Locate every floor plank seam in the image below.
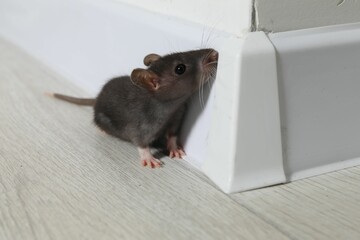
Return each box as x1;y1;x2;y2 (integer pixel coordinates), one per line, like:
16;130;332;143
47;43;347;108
226;191;297;240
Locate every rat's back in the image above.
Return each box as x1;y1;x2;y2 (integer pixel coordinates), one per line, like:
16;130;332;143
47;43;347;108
93;76;152;142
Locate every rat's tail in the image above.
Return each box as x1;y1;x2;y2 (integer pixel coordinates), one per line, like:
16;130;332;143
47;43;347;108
46;92;96;106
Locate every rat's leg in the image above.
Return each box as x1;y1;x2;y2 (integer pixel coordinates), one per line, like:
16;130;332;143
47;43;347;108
166;106;186;159
166;134;186;159
138;147;162;168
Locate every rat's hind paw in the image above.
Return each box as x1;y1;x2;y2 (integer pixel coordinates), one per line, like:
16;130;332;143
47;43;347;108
167;135;186;159
169;148;186;159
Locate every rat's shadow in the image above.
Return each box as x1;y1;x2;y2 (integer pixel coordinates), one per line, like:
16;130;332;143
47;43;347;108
179;80;214;146
153;150;167;160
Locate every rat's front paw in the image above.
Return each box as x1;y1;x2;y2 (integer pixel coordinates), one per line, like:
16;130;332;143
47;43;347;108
141;157;162;168
138;147;162;168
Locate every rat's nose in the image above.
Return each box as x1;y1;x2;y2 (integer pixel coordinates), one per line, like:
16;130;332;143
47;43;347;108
205;49;219;64
210;50;219;62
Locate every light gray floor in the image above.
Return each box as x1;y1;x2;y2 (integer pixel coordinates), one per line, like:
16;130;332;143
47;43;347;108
0;37;359;240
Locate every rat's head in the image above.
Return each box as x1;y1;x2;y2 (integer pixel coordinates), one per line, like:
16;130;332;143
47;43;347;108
130;49;218;100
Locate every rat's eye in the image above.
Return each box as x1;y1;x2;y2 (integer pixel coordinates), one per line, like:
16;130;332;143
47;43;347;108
174;64;186;75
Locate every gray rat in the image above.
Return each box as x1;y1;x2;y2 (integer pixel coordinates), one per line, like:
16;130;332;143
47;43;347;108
48;49;218;168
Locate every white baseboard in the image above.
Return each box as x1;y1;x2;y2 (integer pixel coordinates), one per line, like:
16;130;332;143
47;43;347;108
270;23;360;182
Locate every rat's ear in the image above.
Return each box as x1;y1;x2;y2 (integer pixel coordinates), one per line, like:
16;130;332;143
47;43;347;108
131;68;160;91
143;53;161;66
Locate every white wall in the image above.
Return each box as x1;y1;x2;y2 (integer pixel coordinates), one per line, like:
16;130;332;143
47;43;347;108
0;0;233;94
254;0;360;32
114;0;253;36
115;0;360;33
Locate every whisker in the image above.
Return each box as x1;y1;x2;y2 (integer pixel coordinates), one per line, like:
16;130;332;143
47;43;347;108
204;27;216;48
199;74;204;109
204;61;218;67
198;78;203;109
201;26;206;48
199;74;203;108
202;75;206;108
206;65;216;91
207;78;213;91
199;73;206;109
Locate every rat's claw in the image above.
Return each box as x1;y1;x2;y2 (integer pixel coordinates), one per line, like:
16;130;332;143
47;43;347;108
150;159;162;168
141;158;162;168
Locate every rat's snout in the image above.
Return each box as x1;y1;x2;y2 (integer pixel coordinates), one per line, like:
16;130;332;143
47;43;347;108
204;49;219;65
198;49;218;86
209;50;219;62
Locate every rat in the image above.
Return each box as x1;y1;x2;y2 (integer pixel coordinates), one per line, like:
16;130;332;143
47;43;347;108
48;48;218;168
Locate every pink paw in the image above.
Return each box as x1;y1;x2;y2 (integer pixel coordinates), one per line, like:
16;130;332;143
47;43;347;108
169;148;186;159
166;135;186;159
141;157;162;168
138;147;162;168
